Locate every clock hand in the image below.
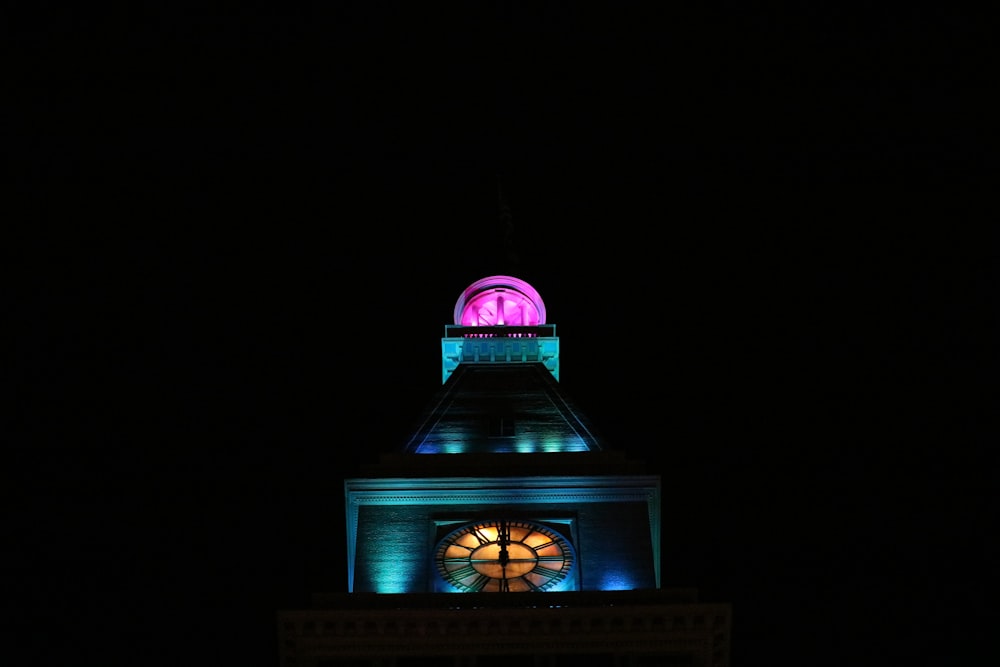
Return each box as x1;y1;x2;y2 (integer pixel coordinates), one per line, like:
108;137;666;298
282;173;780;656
498;520;510;592
497;520;510;565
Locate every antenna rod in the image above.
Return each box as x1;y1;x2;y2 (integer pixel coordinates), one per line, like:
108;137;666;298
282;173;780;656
497;174;519;270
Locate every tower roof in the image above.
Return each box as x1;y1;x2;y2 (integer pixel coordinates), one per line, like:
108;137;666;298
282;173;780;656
401;361;606;456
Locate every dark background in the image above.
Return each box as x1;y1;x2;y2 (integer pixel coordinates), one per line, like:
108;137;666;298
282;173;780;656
8;3;989;667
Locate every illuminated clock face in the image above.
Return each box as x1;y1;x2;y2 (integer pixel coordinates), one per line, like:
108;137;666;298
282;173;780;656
435;519;574;592
454;275;546;327
461;289;540;326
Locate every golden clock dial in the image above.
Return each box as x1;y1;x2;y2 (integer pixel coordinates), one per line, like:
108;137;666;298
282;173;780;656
435;519;574;592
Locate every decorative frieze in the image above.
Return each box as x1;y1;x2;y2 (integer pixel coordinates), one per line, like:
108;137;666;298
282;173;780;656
278;595;730;666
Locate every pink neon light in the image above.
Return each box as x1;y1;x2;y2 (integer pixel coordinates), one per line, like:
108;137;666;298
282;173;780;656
462;332;538;338
453;276;547;326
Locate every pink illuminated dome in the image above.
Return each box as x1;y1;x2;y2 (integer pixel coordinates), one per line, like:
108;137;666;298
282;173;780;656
453;275;546;327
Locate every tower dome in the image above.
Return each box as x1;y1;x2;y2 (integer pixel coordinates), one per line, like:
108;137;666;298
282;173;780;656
453;275;546;327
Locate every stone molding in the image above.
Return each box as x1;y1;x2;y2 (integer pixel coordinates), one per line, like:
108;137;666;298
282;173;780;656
279;601;730;666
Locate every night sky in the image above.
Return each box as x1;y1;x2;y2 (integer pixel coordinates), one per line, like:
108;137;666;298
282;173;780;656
9;4;988;667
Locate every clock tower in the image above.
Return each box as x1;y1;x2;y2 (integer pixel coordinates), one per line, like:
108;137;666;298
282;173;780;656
277;275;731;666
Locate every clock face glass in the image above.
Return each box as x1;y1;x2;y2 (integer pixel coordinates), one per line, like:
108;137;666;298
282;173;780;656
435;520;574;592
453;276;547;327
460;288;542;327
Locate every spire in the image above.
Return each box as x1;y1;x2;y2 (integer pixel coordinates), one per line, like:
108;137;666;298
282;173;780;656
497;175;520;271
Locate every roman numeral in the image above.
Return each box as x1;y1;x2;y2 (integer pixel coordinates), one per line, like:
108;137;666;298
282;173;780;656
517;577;542;592
443;563;478;579
531;564;562;579
465;574;491;591
536;555;565;563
